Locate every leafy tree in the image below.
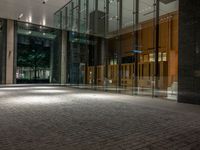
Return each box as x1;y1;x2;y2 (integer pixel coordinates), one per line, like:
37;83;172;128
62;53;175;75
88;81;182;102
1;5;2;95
17;36;50;80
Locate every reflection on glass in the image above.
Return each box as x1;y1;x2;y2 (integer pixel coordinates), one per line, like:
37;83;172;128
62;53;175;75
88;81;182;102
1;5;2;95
16;22;61;84
54;0;179;100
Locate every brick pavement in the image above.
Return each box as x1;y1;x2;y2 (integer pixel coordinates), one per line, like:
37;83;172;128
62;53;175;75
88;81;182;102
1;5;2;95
0;85;200;150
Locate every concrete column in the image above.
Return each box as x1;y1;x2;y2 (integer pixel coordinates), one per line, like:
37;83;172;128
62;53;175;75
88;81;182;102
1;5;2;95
178;0;200;104
6;20;14;84
0;19;7;84
60;31;67;85
49;41;54;83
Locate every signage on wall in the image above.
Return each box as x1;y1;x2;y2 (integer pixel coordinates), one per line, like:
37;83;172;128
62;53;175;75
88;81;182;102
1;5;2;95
129;50;143;54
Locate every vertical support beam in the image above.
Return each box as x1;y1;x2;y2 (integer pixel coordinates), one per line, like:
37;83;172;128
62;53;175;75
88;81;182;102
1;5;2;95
68;2;74;84
104;0;109;80
133;0;139;94
178;0;200;104
61;31;67;85
0;19;7;84
85;0;89;31
13;21;17;84
118;0;123;88
6;20;14;84
71;2;74;30
94;0;99;34
77;0;81;33
154;0;160;95
77;0;81;84
60;11;63;30
94;0;99;86
65;7;68;30
85;0;89;84
49;41;54;83
105;0;109;35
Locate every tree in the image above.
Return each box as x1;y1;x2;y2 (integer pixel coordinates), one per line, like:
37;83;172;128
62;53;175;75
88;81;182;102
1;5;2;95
17;36;50;81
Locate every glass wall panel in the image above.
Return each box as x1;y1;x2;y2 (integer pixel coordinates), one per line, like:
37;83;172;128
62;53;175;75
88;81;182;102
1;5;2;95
55;0;179;100
16;22;62;84
137;0;155;96
158;0;178;99
67;0;81;85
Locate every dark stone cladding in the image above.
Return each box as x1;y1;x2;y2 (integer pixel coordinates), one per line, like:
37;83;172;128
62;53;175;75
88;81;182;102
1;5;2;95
0;19;7;84
178;0;200;104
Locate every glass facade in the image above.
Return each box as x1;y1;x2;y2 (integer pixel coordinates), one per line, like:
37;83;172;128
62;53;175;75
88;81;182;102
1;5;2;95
16;22;62;84
54;0;178;99
0;18;7;84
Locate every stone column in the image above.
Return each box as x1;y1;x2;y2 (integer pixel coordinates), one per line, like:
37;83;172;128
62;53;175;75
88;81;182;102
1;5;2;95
6;20;14;84
0;19;7;84
178;0;200;104
49;42;54;83
60;31;67;85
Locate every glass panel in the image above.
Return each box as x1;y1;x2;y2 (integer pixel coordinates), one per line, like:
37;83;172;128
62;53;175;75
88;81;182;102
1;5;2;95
55;0;179;100
16;22;62;84
159;0;178;100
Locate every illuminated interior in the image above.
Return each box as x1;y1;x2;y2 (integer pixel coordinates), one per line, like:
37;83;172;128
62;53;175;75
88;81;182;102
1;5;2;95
54;0;178;99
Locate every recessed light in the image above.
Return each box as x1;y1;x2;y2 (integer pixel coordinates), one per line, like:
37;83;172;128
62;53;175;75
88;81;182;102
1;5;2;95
18;13;24;20
42;0;48;4
42;19;46;26
28;31;32;35
28;16;32;23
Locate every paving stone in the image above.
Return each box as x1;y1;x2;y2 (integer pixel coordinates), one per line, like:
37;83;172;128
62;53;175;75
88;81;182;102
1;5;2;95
0;85;199;150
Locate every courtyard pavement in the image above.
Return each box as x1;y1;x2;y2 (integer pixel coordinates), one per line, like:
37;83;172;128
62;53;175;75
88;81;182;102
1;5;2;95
0;85;200;150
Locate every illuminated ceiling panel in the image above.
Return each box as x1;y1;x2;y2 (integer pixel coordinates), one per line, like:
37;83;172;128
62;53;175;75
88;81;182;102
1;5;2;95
0;0;70;27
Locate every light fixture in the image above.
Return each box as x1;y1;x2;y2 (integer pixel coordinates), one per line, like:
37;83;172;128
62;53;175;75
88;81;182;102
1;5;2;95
42;19;46;26
42;0;48;4
109;16;118;21
109;0;115;4
28;16;32;22
18;13;24;20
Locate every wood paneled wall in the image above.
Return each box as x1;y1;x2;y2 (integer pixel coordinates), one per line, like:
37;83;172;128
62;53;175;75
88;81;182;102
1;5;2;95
107;12;178;88
86;12;178;89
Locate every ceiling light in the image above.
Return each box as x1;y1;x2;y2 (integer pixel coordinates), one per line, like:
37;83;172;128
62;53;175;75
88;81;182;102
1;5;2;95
109;0;114;4
18;13;24;20
42;0;48;4
28;16;32;22
42;19;46;26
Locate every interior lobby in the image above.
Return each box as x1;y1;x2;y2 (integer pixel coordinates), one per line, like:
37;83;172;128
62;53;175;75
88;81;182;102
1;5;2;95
0;0;199;104
0;0;200;149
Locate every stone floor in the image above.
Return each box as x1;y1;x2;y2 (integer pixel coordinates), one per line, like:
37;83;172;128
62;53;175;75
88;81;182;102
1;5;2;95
0;85;200;150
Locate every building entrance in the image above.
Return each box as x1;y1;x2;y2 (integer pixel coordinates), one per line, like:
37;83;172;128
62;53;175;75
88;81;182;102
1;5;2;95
16;22;62;84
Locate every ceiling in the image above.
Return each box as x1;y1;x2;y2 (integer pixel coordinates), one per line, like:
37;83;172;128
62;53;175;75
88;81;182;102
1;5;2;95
105;0;178;32
0;0;70;27
0;0;178;30
59;0;178;33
